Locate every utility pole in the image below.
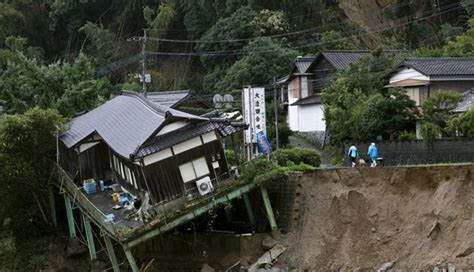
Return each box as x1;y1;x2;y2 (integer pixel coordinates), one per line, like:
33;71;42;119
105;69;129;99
273;77;279;149
141;29;147;96
127;29;148;96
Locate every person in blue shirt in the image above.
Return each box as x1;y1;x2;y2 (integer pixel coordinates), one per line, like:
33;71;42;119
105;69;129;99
347;144;358;168
367;142;378;167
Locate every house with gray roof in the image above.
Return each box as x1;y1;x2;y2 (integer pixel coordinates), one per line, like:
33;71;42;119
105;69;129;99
385;57;474;105
145;90;212;114
278;50;406;144
59;91;242;204
385;57;474;138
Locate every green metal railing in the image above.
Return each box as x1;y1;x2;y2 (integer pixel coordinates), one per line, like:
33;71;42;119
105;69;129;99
55;166;118;238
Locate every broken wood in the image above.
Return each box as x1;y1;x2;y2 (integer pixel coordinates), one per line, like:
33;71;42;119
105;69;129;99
427;220;440;239
248;244;286;272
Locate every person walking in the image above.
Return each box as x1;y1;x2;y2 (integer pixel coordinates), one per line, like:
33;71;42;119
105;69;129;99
348;144;358;168
367;142;378;167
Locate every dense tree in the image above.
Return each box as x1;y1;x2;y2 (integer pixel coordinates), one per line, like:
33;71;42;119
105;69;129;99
0;53;114;117
422;90;463;135
214;37;299;93
447;108;474;139
360;88;418;140
0;108;65;234
322;49;401;144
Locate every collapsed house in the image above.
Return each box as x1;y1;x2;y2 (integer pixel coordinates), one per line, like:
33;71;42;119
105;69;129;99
59;91;242;205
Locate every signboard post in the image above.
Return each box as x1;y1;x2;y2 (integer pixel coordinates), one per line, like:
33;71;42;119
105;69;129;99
242;86;268;160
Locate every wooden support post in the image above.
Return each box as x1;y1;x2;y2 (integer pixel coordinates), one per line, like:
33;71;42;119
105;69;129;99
243;193;256;226
83;214;97;261
49;185;57;227
260;186;277;231
64;195;76;238
104;236;120;272
124;248;140;272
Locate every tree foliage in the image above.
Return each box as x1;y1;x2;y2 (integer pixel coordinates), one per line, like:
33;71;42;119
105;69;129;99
214;37;299;93
323;49;407;144
0;53;113;117
422;90;463;133
0;108;65;236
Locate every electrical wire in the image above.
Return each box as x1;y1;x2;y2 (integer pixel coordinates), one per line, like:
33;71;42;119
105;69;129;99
143;3;461;57
144;0;448;44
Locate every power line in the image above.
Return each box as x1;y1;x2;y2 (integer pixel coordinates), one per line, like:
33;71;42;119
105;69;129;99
143;3;461;57
144;0;426;44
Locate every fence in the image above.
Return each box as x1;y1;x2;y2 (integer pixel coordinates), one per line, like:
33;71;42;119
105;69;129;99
344;140;474;166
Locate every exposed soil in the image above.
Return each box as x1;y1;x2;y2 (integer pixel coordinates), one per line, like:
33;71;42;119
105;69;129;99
280;165;474;271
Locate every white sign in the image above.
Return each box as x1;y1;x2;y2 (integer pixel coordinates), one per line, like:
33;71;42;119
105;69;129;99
243;87;266;144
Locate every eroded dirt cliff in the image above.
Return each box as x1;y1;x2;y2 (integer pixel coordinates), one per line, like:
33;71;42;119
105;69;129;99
282;165;474;270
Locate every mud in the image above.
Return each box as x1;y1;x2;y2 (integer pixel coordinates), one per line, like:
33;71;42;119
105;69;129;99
281;165;474;271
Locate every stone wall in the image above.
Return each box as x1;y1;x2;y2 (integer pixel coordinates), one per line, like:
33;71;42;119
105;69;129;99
297;131;326;148
344;140;474;166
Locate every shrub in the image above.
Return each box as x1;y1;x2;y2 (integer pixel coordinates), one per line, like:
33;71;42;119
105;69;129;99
421;122;441;149
272;147;320;167
238;158;275;184
224;149;243;166
397;130;417;141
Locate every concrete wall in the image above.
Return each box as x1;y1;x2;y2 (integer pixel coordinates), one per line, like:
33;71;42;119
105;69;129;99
344;140;474;166
298;104;325;132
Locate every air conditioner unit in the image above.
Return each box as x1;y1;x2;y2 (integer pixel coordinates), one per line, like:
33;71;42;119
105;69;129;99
196;176;213;196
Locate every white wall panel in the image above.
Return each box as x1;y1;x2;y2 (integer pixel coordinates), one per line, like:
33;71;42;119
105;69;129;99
173;136;202;155
201;131;217;143
143;148;173;166
298;104;326;132
156;121;188;136
389;68;429;83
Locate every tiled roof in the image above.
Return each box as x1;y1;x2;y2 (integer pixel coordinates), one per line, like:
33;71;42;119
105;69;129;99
402;58;474;77
321;50;407;69
136;120;246;157
292;95;322;106
294;56;316;73
146;90;190;108
60;91;207;159
452;88;474;113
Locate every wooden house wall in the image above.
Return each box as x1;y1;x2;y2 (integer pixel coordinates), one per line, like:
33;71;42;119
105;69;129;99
143;140;228;203
309;58;336;93
109;151;145;199
59;141;79;182
59;141;111;184
77;142;111;182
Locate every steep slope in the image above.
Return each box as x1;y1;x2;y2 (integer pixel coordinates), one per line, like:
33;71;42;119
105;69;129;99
282;165;474;270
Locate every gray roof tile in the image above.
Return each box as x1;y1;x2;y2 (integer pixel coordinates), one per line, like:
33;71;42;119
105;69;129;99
403;58;474;77
61;91;206;159
452;87;474;113
146;90;190;107
136;120;246;157
294;56;316;73
321;50;406;69
292;95;322;105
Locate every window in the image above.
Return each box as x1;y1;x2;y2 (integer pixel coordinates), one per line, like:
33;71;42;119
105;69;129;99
179;157;210;183
405;88;420;106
